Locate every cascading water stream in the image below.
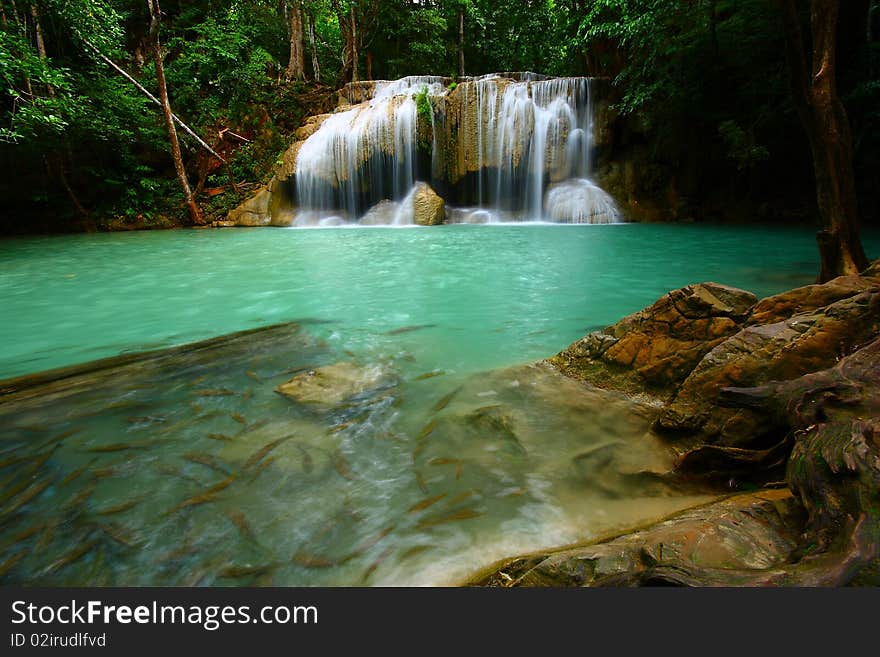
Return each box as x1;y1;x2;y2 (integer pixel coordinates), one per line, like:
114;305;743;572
292;73;620;226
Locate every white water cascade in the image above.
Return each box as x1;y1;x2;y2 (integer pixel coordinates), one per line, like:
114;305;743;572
291;73;620;226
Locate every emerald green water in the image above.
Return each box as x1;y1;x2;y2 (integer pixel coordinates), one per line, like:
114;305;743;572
3;223;872;380
0;224;877;586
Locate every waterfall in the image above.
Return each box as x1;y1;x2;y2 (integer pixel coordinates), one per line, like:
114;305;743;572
291;73;619;226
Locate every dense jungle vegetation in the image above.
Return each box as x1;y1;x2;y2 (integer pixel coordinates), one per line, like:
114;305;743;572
0;1;878;244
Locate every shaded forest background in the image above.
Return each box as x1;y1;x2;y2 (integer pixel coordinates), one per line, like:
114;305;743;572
0;0;878;235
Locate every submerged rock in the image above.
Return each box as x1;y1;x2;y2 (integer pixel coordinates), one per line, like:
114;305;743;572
275;362;390;406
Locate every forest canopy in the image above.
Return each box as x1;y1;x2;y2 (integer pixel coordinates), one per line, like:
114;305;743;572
1;1;878;234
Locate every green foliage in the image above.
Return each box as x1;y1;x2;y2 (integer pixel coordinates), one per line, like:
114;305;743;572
414;84;432;122
718;120;769;171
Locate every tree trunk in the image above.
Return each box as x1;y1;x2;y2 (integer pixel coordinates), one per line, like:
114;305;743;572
285;1;305;81
778;0;869;281
147;0;203;225
307;12;321;82
350;7;358;83
30;4;46;60
458;10;465;77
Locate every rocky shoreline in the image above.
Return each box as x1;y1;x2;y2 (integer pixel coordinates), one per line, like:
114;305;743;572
469;261;880;586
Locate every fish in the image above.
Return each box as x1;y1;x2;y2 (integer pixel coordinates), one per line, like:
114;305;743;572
242;390;254;401
231;412;247;425
62;479;98;512
95;496;144;516
33;520;59;553
126;416;166;426
226;509;256;542
165;475;236;515
383;324;437;336
407;493;447;513
429;457;461;466
343;350;357;358
432;387;462;412
415;470;429;493
332;452;355;481
243;436;292;471
25;443;62;475
1;476;56;516
95;522;140;548
60;460;96;486
0;443;26;458
291;552;342;569
184;453;232;476
249;455;277;481
296;445;314;474
246;419;270;432
219;563;276;579
207;433;233;442
417;508;484;529
45;427;83;443
411;440;428;462
0;454;28;471
417;418;438;440
245;370;262;382
0;551;26;578
360;546;394;584
329;422;352;434
279;364;319;376
190;375;209;386
191;388;236;397
9;522;45;544
447;490;479;506
398;544;433;561
86;443;149;454
0;453;57;506
346;525;395;558
40;540;99;576
414;370;445;381
429;457;464;481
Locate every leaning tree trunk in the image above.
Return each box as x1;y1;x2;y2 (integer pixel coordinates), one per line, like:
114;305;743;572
285;1;305;81
778;0;869;282
147;0;203;225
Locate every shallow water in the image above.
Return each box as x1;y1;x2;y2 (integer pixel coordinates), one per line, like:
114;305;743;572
0;223;877;585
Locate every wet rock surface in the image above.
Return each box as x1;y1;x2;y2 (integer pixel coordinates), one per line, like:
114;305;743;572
549;282;756;396
485;263;880;586
411;182;446;226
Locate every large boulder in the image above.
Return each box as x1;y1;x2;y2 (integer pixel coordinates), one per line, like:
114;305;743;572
411;182;446;226
227;186;271;226
549;282;757;396
656;288;880;447
747;270;880;326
